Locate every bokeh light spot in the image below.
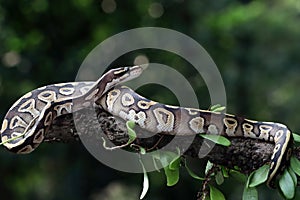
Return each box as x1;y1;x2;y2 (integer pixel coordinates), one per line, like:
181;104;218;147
101;0;117;14
133;54;149;67
148;3;164;18
2;51;21;68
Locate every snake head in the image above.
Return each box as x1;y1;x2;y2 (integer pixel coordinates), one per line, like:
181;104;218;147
100;65;146;95
112;65;146;83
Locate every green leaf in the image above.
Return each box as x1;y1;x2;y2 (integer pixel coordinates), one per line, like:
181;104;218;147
288;167;297;187
290;156;300;176
163;149;181;186
158;151;178;168
247;165;269;187
209;185;225;200
205;160;214;175
210;104;226;112
139;158;149;199
169;148;181;170
185;160;205;180
126;120;137;144
279;169;295;199
164;167;179;186
292;133;300;143
215;171;224;185
152;152;161;172
154;151;178;170
230;170;247;183
199;134;231;146
169;156;181;170
139;147;146;155
221;166;229;178
243;185;258;200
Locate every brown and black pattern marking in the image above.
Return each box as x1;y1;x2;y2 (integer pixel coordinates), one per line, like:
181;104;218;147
0;66;144;154
0;66;293;187
98;85;293;187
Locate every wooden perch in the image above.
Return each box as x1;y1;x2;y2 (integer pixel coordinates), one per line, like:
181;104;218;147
45;106;298;175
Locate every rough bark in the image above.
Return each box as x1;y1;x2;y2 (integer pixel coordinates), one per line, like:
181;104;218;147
45;106;296;175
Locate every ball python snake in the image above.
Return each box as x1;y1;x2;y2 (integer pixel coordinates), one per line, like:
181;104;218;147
0;66;293;187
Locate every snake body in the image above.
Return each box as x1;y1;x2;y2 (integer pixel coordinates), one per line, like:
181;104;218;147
98;85;293;186
0;66;144;153
0;66;293;186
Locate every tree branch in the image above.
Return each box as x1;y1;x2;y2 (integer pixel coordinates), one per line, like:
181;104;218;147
45;106;297;175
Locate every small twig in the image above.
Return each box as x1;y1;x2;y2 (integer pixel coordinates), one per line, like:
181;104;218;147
146;135;165;151
197;163;220;200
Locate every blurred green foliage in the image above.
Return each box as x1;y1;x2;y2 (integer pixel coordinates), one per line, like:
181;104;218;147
0;0;299;199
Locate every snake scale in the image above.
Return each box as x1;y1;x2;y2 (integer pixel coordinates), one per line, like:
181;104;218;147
0;66;293;187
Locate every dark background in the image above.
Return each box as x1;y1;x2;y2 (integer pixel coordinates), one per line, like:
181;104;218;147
0;0;299;199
